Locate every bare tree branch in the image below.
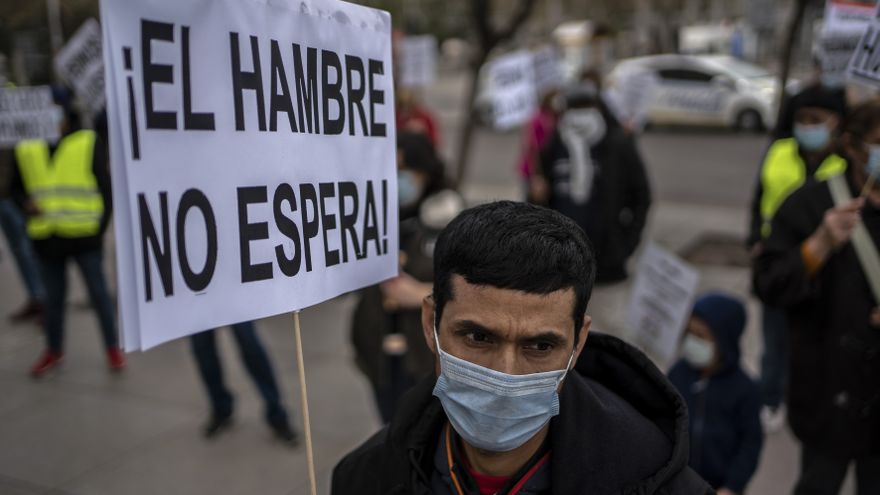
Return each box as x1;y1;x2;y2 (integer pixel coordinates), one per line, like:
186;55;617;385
496;0;538;45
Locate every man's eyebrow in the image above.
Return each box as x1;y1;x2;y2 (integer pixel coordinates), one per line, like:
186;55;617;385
452;321;567;346
452;320;502;339
520;331;567;347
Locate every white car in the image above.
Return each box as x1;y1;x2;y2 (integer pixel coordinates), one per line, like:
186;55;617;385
608;54;792;132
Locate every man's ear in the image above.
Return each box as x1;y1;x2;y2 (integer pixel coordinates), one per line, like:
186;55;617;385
422;295;436;354
570;315;591;370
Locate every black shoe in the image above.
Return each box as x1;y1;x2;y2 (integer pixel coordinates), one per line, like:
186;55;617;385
9;300;44;323
269;421;299;447
202;415;233;438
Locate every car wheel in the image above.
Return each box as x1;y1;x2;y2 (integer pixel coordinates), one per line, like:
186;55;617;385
735;109;764;133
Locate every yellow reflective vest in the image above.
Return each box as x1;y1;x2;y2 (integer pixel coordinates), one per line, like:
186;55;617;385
760;138;846;238
15;130;103;240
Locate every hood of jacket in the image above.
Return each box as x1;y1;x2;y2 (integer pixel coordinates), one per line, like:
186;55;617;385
356;332;708;494
691;292;746;372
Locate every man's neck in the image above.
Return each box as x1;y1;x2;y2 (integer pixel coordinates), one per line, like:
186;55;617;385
460;425;549;477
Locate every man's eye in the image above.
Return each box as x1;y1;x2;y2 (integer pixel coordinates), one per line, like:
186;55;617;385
525;342;554;352
465;332;492;344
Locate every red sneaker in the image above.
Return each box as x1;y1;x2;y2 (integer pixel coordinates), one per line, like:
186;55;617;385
30;351;63;377
107;347;126;372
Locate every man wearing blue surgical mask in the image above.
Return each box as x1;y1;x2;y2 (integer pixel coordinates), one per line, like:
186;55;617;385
747;85;847;433
332;201;711;494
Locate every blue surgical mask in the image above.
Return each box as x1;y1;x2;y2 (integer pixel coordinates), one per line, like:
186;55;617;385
866;144;880;178
820;72;845;90
398;170;421;208
431;326;575;452
793;123;831;152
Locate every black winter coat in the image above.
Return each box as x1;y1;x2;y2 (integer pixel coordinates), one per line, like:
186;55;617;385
754;173;880;458
331;333;712;495
540;128;651;284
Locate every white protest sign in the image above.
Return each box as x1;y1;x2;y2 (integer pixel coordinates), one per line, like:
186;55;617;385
0;86;60;147
101;0;396;350
488;51;536;130
817;32;860;85
399;35;437;87
55;18;106;112
626;243;700;365
825;0;877;33
847;3;880;87
532;46;563;94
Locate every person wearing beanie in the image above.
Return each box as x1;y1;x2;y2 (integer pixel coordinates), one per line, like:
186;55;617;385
746;84;848;432
668;293;764;495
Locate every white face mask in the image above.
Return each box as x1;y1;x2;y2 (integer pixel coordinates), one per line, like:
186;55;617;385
681;334;715;369
562;108;606;145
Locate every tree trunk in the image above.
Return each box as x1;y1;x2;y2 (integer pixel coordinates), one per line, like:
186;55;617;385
776;0;808;123
453;54;487;189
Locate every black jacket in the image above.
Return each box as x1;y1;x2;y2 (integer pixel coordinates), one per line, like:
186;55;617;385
540;128;651;284
754;173;880;457
331;333;712;494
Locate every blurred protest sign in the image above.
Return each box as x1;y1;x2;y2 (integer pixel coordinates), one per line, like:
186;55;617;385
817;32;860;85
532;46;563;95
626;243;700;365
488;50;536;130
399;35;437;87
605;67;658;132
847;2;880;87
101;0;396;351
824;0;876;33
0;86;60;147
55;18;106;112
818;0;876;86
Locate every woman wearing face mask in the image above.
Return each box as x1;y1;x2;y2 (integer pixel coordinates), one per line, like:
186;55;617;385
540;84;651;284
754;100;880;495
746;86;847;433
350;132;464;423
668;293;764;495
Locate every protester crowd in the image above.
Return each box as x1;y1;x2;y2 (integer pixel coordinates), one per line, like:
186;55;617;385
2;16;880;495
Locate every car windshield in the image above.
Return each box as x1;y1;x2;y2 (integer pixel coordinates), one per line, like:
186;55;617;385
703;56;771;79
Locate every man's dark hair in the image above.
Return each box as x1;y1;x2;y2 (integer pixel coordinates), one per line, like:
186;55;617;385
433;201;596;344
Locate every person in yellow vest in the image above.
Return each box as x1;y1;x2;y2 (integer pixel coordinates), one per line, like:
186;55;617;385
747;86;847;432
9;87;122;377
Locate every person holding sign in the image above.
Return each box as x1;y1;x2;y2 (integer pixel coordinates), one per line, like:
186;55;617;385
746;85;847;433
754;100;880;495
668;293;763;495
9;87;123;377
332;202;711;494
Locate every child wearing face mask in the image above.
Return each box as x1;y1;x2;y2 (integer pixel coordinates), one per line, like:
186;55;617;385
668;293;764;495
